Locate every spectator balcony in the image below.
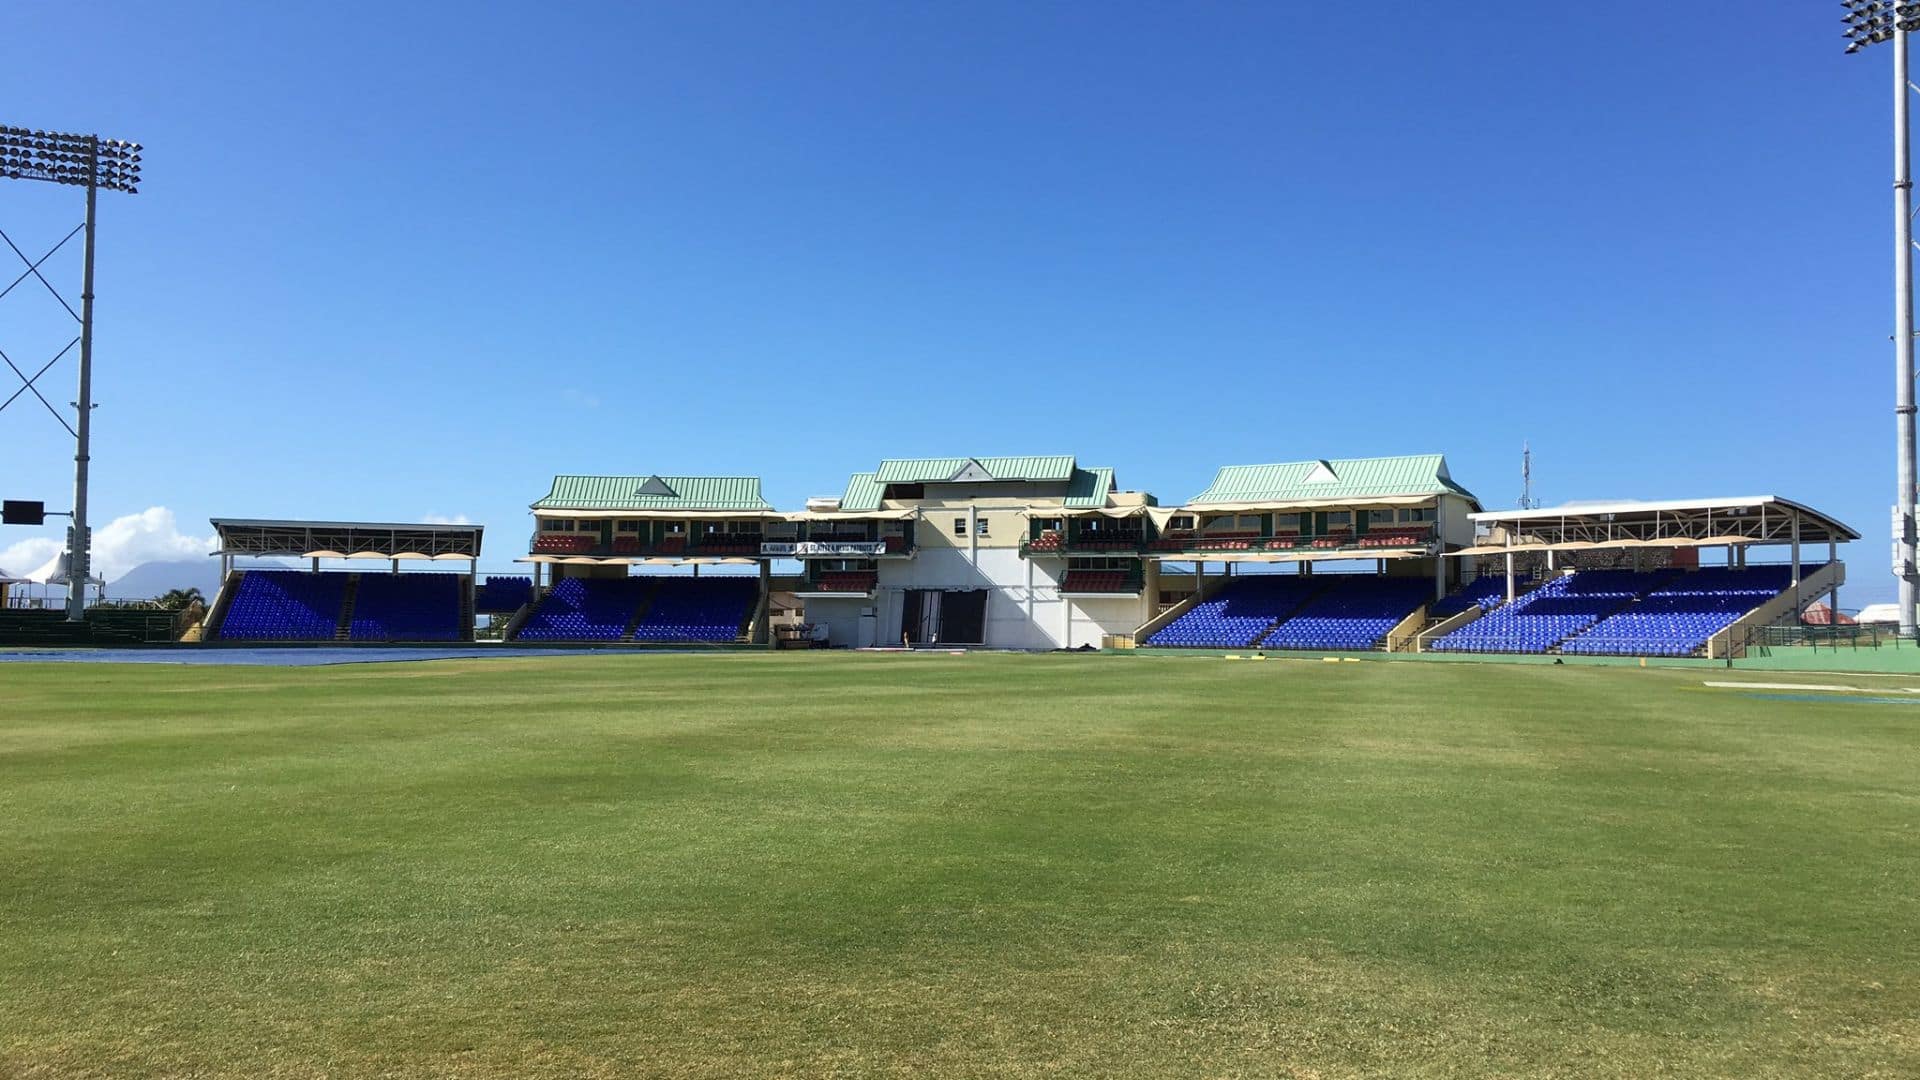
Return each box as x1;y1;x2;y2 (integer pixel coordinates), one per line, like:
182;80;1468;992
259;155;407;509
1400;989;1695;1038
529;531;766;559
1060;569;1144;595
1019;526;1147;558
1145;524;1435;557
798;569;879;596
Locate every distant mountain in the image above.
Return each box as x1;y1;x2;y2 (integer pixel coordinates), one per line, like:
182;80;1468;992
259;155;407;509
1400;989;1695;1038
109;559;224;601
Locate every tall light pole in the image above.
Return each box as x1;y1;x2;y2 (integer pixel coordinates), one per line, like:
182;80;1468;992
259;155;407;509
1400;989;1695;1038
1847;3;1920;637
0;125;141;620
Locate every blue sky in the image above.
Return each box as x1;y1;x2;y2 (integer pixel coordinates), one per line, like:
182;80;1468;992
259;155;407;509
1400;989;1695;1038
0;3;1899;598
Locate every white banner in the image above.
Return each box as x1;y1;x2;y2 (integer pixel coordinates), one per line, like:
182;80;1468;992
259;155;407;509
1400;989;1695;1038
761;541;888;557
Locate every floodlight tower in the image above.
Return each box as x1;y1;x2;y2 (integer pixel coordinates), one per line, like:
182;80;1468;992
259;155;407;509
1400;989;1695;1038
1846;3;1920;637
0;125;141;620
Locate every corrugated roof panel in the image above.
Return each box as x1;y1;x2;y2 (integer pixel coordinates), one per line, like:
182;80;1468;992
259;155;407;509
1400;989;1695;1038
532;475;772;511
871;455;1077;484
838;472;884;512
1189;454;1479;506
1063;466;1114;507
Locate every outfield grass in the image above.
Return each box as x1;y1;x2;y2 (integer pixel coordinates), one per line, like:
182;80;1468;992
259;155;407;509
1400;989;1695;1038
1;652;1916;1078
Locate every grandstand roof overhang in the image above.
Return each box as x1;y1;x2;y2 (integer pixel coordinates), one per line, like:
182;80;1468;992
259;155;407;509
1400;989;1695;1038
1187;454;1480;510
783;508;918;522
515;555;761;567
1464;497;1858;552
210;519;484;559
531;475;774;513
535;508;787;521
1148;548;1433;564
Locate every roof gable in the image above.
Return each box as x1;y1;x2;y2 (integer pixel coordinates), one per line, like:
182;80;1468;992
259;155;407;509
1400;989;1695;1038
1189;454;1478;507
532;475;772;512
872;455;1077;485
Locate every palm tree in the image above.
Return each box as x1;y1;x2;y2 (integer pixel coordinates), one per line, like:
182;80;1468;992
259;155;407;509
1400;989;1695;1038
156;587;205;611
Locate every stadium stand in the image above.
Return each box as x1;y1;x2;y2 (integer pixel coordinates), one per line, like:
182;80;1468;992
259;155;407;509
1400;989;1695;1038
1559;565;1807;657
513;575;757;643
1145;575;1320;648
474;575;533;614
516;576;652;641
631;576;756;642
1428;574;1515;619
1427;569;1663;654
1260;575;1429;651
349;573;463;642
216;570;349;641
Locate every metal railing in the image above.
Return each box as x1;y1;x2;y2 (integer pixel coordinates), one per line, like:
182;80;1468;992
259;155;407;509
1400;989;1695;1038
1740;622;1907;654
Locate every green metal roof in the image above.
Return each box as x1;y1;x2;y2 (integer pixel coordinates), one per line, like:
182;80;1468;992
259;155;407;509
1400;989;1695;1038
871;455;1078;484
1189;454;1479;507
838;472;884;513
1064;467;1114;508
532;474;773;511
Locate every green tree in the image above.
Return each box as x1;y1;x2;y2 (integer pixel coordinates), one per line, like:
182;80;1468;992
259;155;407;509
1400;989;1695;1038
156;587;205;611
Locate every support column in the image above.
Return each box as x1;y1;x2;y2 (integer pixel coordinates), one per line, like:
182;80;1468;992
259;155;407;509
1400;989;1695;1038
1504;549;1515;603
1791;516;1803;612
1829;539;1840;623
1896;25;1920;640
65;155;98;622
756;559;772;647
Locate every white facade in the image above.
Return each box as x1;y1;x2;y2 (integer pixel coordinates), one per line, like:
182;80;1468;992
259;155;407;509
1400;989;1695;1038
803;545;1150;649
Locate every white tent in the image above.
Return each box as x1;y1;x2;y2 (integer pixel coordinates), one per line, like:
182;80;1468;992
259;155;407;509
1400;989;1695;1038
1853;602;1907;625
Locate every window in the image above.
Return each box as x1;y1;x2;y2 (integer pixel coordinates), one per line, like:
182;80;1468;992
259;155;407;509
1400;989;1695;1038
953;517;968;537
617;521;641;533
1169;515;1194;530
1237;515;1262;530
1327;511;1353;527
665;522;686;535
1035;517;1063;533
1273;513;1301;532
1399;507;1433;523
1369;509;1397;525
541;518;574;532
975;516;990;536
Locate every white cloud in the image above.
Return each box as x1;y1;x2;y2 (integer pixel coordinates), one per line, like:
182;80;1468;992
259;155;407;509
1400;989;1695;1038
0;535;59;582
421;513;473;525
560;387;601;410
0;506;214;584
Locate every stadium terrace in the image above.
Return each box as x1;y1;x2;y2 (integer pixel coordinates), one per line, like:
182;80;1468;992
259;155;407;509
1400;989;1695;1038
51;454;1848;661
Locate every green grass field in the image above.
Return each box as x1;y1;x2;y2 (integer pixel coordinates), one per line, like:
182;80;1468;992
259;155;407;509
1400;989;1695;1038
2;652;1916;1078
